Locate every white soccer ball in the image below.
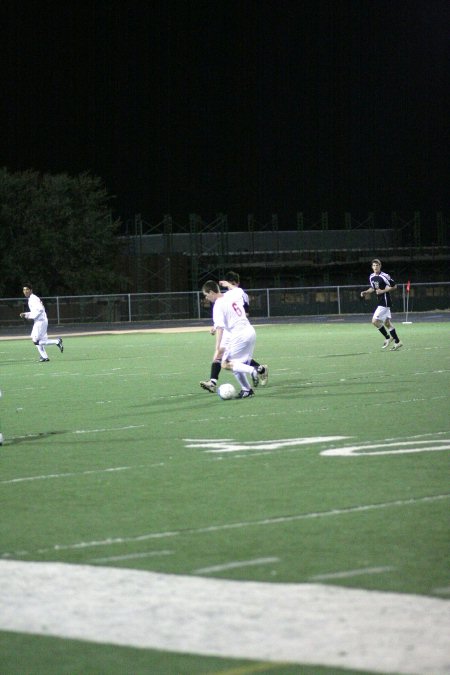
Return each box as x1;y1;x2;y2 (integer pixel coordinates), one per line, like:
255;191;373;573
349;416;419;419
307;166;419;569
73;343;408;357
217;383;237;400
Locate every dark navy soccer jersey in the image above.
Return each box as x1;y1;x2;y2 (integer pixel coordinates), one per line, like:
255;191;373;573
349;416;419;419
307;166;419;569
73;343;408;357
369;271;395;307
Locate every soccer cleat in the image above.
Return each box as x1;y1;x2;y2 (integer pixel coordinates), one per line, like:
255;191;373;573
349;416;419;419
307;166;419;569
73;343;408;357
200;379;217;393
57;338;64;353
258;364;269;386
39;357;50;362
390;341;403;351
251;369;260;388
382;337;394;349
237;388;254;399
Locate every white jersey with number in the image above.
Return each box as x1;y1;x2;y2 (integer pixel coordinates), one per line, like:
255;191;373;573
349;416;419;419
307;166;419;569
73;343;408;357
223;286;249;312
213;291;255;363
213;291;248;333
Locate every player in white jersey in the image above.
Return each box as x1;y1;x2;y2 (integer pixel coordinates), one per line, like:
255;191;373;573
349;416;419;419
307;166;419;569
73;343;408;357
200;273;268;393
202;280;259;398
219;272;268;384
20;284;64;362
199;294;234;393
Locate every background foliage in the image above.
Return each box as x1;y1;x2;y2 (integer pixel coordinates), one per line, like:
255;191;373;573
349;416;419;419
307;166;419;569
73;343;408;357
0;167;128;296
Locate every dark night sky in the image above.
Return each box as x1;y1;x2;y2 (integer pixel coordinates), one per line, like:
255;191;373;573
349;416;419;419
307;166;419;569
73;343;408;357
2;0;449;226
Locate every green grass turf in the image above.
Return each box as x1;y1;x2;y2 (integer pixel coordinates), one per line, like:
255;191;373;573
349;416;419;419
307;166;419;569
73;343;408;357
0;321;449;674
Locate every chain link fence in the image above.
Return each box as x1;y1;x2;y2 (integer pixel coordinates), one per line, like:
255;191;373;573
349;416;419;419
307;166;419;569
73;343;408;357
1;283;449;329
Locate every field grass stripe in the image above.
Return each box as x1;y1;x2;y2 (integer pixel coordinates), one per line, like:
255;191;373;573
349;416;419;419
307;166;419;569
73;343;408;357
89;550;174;563
74;424;145;434
6;493;446;558
194;558;279;574
0;464;162;484
310;566;395;580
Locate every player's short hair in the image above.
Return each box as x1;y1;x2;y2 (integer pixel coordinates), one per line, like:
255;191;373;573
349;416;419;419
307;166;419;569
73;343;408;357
23;283;33;290
371;259;382;266
202;280;220;294
224;270;240;284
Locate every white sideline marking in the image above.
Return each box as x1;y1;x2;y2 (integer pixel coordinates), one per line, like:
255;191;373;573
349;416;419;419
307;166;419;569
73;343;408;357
194;557;279;574
89;550;174;563
2;494;447;558
0;560;449;675
310;566;395;581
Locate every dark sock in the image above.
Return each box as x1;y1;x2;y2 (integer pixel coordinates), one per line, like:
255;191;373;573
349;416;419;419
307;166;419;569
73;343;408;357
379;326;389;339
250;358;260;368
390;328;399;343
210;360;221;380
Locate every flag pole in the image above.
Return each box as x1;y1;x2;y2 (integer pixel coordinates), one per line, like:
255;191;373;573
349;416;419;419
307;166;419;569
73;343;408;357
402;280;412;324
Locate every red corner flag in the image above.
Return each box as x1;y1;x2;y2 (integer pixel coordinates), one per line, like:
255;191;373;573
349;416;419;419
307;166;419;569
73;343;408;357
406;280;411;293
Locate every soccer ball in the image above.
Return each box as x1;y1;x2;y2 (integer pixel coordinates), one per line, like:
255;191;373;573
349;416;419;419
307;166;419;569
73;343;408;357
217;383;237;400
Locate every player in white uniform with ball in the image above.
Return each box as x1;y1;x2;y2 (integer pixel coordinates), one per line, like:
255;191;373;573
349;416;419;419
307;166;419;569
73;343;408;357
200;272;268;393
202;280;260;398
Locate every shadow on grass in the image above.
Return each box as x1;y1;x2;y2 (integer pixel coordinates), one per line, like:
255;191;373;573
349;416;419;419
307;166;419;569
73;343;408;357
4;430;69;445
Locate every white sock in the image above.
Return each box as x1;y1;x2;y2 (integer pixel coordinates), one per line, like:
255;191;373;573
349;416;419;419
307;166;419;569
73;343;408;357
36;344;49;359
234;372;250;390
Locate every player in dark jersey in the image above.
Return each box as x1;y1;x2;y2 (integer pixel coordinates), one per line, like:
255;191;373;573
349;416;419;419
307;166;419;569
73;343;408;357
360;259;403;350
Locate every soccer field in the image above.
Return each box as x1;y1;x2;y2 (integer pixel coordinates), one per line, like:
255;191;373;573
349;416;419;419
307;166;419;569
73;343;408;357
0;322;449;675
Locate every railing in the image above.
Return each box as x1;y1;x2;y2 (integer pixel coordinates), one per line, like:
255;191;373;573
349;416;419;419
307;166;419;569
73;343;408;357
1;283;449;328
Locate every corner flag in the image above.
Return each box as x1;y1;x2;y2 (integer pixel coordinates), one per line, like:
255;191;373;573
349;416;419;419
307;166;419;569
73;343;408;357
403;280;412;324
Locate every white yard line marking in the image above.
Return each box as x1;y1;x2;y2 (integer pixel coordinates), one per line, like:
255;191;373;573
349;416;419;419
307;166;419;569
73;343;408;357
3;494;447;558
321;440;450;457
194;558;279;574
74;425;145;434
310;566;395;581
189;432;449;460
0;560;449;675
185;436;349;453
89;550;174;563
1;463;164;485
384;431;449;441
184;438;235;442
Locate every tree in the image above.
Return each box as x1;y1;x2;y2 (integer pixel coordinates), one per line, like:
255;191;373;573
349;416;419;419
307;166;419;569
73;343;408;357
0;168;129;296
